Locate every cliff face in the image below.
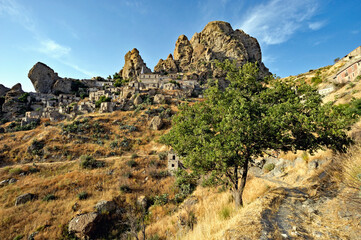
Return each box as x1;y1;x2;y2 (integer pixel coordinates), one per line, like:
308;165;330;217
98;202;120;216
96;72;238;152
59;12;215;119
120;48;151;80
154;21;269;78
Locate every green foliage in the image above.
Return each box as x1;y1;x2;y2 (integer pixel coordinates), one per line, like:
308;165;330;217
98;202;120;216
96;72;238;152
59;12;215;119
119;184;131;193
9;168;23;175
95;95;111;108
158;152;167;160
77;191;89;200
79;155;105;169
126;160;137;167
13;235;24;240
173;169;197;201
153;194;169;206
149;170;169;179
263;163;275;172
219;206;231;220
131;153;138;159
6;119;40;132
119;124;137;132
18;93;29;103
169;80;181;88
43;194;56;201
311;71;323;85
161;60;355;206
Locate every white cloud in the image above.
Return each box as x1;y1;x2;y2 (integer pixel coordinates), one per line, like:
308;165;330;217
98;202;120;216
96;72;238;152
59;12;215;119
308;21;326;31
0;0;35;31
39;39;71;58
238;0;320;45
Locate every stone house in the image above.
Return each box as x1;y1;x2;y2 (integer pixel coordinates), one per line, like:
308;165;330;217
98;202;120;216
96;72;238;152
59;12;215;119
167;150;183;174
334;58;361;83
89;90;111;102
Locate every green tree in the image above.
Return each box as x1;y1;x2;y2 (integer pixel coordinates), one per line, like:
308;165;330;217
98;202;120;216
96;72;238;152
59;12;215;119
161;60;355;207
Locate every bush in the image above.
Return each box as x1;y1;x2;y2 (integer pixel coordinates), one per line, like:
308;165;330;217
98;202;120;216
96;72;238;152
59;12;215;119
119;184;131;193
153;194;169;206
77;191;88;200
43;194;56;201
9;168;23;175
264;163;275;172
149;170;169;179
126;160;137;168
219;206;231;220
131;153;138;159
158;152;167;161
95;95;111;108
174;169;198;197
79;155;104;169
18;93;29;103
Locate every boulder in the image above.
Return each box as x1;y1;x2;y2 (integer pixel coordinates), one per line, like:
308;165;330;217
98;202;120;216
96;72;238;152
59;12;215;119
153;94;166;104
94;200;116;214
133;95;143;105
28;62;60;94
68;212;102;239
174;35;193;72
120;48;151;80
137;196;147;208
52;78;73;94
149;116;163;130
15;193;36;206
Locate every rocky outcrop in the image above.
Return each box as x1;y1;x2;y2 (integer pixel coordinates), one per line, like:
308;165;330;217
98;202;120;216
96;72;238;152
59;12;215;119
15;193;37;206
1;84;28;120
28;62;80;94
155;21;269;78
28;62;61;94
120;48;151;80
68;212;102;239
149;116;163;130
0;84;10;97
174;35;193;72
154;54;179;73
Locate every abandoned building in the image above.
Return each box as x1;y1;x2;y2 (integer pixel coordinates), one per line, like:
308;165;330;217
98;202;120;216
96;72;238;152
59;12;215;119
334;57;361;83
167;150;183;174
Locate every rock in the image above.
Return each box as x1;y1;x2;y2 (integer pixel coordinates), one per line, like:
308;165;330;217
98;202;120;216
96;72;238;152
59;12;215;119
137;196;147;208
68;212;102;239
183;196;198;207
153;94;166;104
308;160;319;170
174;35;193;72
94;200;116;214
149;116;163;130
154;54;179;73
120;48;151;80
0;179;9;187
0;84;10;97
28;231;39;240
15;193;36;206
249;166;263;177
133;95;143;105
28;62;61;94
99;102;114;113
157;21;269;78
8;178;17;184
52;78;73;94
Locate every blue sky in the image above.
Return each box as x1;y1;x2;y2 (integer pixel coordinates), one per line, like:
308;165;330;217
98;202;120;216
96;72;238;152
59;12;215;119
0;0;360;92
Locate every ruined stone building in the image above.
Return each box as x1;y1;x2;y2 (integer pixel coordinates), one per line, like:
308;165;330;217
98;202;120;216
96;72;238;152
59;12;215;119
167;150;183;174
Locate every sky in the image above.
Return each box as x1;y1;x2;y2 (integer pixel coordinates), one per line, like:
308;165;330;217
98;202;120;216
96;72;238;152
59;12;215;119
0;0;360;92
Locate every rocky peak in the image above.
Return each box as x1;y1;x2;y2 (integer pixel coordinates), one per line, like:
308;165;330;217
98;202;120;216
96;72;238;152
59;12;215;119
155;21;269;79
120;48;151;80
0;84;10;97
154;53;178;73
28;62;61;94
6;83;24;98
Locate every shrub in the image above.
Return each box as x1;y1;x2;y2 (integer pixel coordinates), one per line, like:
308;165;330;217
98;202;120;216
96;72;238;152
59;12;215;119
126;160;137;168
153;194;169;206
219;206;231;220
95;95;111;108
77;191;88;200
43;194;56;201
18;93;29;103
119;184;131;193
264;163;275;172
131;153;138;159
158;152;167;160
9;168;23;175
149;170;168;179
13;235;24;240
79;155;104;169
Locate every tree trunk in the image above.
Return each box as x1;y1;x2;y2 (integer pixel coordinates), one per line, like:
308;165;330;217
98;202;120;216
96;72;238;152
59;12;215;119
233;158;250;208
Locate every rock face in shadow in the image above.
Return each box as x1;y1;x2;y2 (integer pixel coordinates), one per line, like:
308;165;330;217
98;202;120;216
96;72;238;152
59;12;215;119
154;54;179;73
1;83;28;120
120;48;151;80
154;21;269;78
28;62;78;94
0;84;10;97
28;62;61;94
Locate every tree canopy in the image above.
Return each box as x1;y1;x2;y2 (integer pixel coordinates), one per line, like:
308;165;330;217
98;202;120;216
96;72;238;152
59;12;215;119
161;60;356;207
